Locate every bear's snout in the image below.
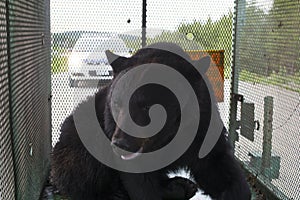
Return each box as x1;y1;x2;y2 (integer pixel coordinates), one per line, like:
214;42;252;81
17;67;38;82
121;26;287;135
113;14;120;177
111;135;144;160
111;137;131;151
111;133;142;151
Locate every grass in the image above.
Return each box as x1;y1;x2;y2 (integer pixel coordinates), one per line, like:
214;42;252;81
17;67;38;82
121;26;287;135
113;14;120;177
51;55;68;73
239;69;300;93
53;194;69;200
51;47;69;73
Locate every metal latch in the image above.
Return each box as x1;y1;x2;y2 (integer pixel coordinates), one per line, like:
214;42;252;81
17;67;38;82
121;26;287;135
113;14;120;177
230;93;259;143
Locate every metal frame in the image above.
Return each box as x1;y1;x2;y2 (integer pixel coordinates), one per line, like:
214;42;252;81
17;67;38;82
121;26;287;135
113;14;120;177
229;1;292;199
5;0;17;198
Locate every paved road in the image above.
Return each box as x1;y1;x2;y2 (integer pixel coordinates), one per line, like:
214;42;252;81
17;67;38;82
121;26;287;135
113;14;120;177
51;73;99;145
51;73;299;199
236;81;300;199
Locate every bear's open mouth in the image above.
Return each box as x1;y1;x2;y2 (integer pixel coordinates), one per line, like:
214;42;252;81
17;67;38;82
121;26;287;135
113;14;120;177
111;142;144;160
120;147;143;160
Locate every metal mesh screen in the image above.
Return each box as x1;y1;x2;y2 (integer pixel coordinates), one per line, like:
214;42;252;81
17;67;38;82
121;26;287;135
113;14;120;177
50;0;143;146
0;0;51;199
0;1;15;200
230;0;300;199
146;0;234;128
51;0;234;145
51;1;236;199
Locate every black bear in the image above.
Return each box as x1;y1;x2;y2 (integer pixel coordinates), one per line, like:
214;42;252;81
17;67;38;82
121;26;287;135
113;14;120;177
51;42;251;200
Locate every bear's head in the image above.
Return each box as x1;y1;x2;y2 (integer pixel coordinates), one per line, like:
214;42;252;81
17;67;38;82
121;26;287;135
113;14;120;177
103;42;211;160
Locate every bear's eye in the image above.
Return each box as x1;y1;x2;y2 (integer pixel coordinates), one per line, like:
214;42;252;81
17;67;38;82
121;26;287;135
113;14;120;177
141;105;151;112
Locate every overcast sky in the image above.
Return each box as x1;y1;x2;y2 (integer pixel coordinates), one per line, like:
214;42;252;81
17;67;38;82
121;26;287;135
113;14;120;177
50;0;273;33
50;0;234;33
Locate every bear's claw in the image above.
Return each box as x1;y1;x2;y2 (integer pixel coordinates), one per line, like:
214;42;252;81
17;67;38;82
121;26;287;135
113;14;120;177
164;176;198;200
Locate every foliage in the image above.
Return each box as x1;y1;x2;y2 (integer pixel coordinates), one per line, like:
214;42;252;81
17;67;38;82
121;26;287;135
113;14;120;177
51;47;68;73
118;12;234;79
237;0;300;76
235;0;300;93
177;13;233;78
239;69;300;93
147;30;202;50
50;1;299;92
53;194;69;200
266;0;300;75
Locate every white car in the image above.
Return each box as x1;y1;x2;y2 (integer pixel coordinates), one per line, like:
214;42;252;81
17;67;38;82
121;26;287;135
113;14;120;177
68;35;130;87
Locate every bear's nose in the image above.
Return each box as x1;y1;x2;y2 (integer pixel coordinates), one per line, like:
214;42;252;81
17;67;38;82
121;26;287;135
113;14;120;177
111;137;131;151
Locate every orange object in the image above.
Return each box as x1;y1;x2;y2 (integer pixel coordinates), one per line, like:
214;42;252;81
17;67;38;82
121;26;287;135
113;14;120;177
186;50;225;102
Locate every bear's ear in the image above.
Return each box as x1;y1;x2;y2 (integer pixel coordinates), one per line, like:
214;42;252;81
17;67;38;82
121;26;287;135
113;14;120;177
193;56;211;74
105;50;128;74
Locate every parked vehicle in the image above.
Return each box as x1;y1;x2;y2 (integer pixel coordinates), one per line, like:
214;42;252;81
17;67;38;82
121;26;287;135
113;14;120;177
68;35;130;87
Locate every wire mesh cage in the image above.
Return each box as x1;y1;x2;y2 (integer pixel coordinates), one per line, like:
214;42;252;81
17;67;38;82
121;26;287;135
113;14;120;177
50;0;234;146
50;0;299;200
0;0;51;200
0;0;299;199
0;2;15;200
230;0;300;199
50;1;234;199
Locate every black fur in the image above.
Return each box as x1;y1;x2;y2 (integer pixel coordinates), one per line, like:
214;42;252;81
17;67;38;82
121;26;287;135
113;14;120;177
51;42;251;200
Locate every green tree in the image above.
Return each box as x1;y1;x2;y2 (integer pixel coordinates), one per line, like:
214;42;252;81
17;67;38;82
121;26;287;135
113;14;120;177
236;2;270;75
147;30;201;50
177;12;234;73
266;0;300;74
